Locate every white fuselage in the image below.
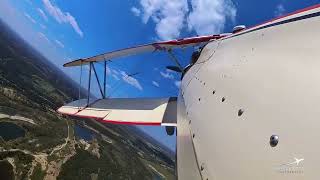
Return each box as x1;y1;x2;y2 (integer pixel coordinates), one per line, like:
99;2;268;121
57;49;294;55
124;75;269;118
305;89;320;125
177;5;320;179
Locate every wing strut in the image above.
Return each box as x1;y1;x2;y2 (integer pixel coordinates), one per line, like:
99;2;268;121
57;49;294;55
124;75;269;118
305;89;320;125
87;62;92;105
78;62;83;109
92;63;104;98
103;61;107;99
167;49;184;72
86;61;109;106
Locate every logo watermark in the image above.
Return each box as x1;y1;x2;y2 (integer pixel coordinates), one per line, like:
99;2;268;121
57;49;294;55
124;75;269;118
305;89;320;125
274;158;304;174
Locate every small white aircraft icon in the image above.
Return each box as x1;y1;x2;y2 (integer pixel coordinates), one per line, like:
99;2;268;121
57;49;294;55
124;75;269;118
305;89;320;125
292;158;304;166
286;158;304;166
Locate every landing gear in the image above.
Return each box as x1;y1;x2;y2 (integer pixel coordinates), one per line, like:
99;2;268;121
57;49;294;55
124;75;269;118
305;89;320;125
165;126;175;136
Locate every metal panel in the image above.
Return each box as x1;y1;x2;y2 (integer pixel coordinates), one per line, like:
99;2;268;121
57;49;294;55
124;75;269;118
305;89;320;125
176;93;202;180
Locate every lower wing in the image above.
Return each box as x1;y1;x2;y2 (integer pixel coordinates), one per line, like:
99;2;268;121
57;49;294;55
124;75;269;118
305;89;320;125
57;97;177;126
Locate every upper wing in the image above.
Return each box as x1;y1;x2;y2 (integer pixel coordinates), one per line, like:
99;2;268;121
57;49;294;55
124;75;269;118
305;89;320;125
57;98;177;126
63;34;226;67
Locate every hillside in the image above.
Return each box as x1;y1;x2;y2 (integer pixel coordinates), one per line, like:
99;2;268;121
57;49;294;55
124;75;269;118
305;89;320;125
0;19;175;180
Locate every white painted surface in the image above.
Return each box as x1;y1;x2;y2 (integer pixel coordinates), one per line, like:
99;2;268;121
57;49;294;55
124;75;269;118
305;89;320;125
177;93;202;180
181;6;320;180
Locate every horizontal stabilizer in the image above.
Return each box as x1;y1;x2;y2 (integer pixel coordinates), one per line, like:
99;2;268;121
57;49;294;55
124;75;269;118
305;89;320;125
57;98;177;126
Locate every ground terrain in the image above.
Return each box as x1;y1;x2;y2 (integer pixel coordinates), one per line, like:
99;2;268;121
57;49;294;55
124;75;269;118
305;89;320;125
0;19;175;180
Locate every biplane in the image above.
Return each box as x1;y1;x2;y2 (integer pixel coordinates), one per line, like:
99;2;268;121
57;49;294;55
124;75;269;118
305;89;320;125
58;4;320;179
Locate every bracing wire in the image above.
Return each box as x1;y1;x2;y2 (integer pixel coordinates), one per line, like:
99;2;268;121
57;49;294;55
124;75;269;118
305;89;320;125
94;52;181;98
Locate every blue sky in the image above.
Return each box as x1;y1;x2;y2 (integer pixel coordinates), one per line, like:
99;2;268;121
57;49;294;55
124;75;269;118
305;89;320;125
0;0;319;151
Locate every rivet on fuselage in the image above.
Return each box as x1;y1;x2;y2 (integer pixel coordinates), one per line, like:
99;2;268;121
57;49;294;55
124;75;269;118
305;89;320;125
192;134;195;138
222;97;225;102
270;135;279;147
212;90;215;94
200;165;204;171
238;109;244;116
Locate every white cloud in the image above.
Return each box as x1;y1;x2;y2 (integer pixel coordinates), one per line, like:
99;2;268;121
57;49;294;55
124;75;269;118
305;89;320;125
24;13;36;24
38;32;50;43
105;66;111;75
132;0;236;39
55;39;64;48
110;69;120;80
274;4;285;17
152;81;160;87
42;0;83;37
188;0;236;35
40;24;47;29
112;74;120;81
131;7;141;16
174;81;181;88
160;69;174;79
120;71;143;91
133;0;189;40
37;8;48;21
112;69;120;75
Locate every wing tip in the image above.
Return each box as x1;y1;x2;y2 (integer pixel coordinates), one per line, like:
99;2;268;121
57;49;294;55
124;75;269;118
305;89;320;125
63;58;85;67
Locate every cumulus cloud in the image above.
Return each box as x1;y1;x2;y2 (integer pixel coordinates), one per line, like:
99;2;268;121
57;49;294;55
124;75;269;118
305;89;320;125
160;69;174;79
131;7;141;16
55;39;64;48
274;4;285;17
131;0;236;40
37;8;48;21
152;81;160;87
132;0;189;40
24;13;36;24
120;71;143;91
42;0;83;37
188;0;236;35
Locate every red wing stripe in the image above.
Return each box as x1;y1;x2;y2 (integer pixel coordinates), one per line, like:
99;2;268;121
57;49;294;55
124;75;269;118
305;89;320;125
101;119;161;126
57;110;162;126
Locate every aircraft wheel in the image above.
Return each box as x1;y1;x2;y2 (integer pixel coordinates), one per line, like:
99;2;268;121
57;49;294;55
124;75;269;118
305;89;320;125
165;126;175;136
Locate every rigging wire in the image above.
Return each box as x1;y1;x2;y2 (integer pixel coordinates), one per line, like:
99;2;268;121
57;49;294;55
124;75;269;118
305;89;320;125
94;51;182;98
